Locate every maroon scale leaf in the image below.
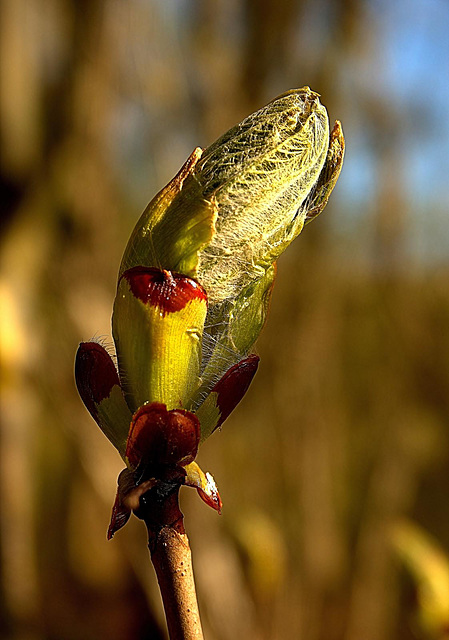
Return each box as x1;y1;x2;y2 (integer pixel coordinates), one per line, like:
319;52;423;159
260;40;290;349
74;341;120;423
122;266;207;315
213;354;260;432
126;402;201;470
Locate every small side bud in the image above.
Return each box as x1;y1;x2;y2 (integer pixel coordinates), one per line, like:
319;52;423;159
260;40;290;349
184;461;222;514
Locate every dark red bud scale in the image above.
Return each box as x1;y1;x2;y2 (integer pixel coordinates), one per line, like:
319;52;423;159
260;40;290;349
75;342;120;421
126;402;201;469
213;354;260;431
121;266;207;315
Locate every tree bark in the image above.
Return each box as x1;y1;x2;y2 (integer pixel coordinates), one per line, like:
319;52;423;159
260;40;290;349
139;483;204;640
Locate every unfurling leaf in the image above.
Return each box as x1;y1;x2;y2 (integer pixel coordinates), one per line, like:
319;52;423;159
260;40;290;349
120;87;344;306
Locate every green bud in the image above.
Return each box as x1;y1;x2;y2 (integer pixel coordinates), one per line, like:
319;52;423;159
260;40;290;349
120;87;343;303
119;87;344;400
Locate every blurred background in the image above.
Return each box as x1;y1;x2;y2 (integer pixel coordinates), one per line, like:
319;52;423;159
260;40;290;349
1;0;449;638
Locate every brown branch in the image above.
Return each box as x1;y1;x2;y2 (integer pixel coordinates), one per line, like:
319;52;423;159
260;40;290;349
137;482;204;640
151;525;204;640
